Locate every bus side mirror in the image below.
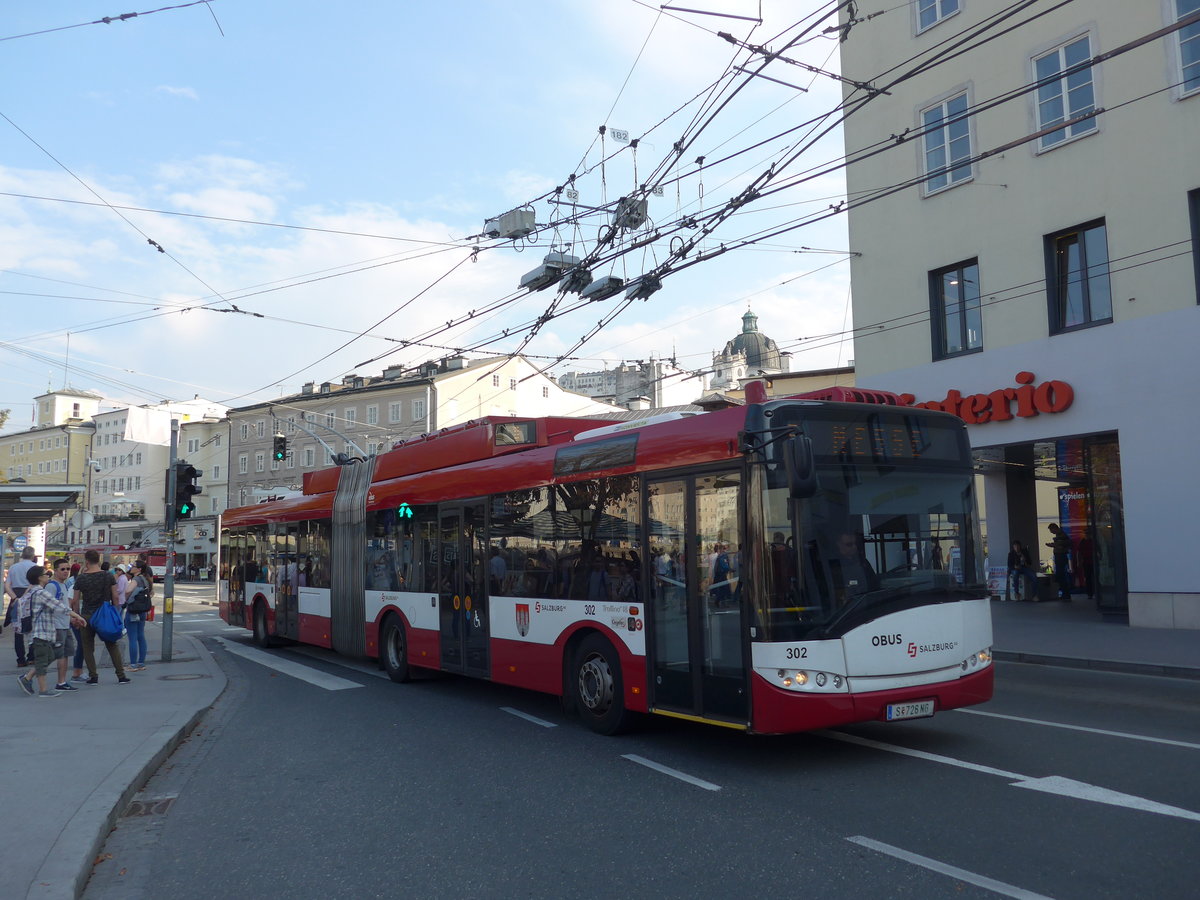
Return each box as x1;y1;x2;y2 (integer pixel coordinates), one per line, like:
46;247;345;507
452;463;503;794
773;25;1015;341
785;434;817;499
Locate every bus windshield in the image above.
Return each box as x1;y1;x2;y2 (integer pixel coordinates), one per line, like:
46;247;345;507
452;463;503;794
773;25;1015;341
756;407;983;641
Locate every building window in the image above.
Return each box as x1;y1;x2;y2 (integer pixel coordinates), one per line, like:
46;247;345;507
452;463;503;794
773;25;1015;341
921;92;971;193
388;402;402;423
492;374;500;387
255;452;265;472
256;421;266;438
916;0;959;32
286;416;296;434
325;411;336;428
412;398;426;422
238;454;248;474
187;439;198;453
135;452;142;464
1033;35;1097;150
542;386;549;398
366;405;378;425
286;450;295;469
1046;220;1112;333
509;378;517;391
240;423;249;441
1181;0;1200;96
345;408;357;426
303;447;315;467
270;454;280;471
212;464;221;479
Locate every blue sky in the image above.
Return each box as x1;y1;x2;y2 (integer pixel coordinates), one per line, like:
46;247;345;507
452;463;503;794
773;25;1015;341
0;1;855;430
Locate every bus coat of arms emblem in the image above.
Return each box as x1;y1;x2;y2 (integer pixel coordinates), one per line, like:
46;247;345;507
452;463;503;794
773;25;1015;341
515;603;530;637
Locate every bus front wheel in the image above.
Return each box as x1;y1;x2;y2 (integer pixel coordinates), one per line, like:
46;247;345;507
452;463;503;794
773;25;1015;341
573;634;631;735
381;616;411;683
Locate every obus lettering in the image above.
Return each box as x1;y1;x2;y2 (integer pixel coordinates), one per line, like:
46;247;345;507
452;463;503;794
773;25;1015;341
898;372;1074;425
871;633;903;647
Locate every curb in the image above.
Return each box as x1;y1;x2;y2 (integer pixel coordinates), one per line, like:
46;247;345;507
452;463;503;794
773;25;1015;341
993;649;1200;681
25;634;227;900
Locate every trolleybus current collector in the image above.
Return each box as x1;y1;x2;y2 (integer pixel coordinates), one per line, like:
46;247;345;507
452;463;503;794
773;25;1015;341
219;385;993;734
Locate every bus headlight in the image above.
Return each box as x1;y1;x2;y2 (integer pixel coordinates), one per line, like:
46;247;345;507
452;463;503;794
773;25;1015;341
766;668;845;692
962;647;992;671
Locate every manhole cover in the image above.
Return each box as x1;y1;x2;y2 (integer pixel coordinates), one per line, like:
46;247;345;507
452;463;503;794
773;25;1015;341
158;673;211;681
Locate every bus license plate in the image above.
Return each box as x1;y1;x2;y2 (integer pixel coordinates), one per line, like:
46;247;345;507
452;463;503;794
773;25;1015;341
886;699;935;721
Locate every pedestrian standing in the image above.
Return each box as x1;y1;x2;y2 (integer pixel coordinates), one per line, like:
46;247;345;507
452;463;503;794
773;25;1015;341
72;549;130;685
5;547;39;667
1045;523;1072;601
66;563;86;682
48;558;86;691
123;560;154;671
16;566;86;698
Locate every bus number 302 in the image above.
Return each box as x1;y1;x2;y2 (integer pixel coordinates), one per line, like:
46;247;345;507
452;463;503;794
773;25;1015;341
786;646;808;660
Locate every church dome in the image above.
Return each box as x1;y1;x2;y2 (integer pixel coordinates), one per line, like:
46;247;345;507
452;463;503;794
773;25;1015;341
720;309;783;372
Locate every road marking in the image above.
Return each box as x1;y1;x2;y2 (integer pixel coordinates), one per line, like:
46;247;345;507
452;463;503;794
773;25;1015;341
622;754;721;792
501;707;557;728
956;708;1200;751
290;646;389;680
215;638;363;691
847;836;1055;900
822;730;1200;823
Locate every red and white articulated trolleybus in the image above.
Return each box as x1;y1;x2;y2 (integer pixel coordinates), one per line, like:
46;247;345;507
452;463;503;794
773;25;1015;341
218;385;993;734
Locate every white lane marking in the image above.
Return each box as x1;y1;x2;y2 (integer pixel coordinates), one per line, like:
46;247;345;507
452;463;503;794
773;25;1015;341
622;754;721;792
956;708;1200;751
290;645;389;681
215;638;363;691
501;707;558;728
821;731;1200;823
847;836;1055;900
821;730;1025;779
1013;776;1200;822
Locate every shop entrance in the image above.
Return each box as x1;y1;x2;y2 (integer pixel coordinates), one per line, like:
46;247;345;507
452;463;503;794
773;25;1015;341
977;432;1127;617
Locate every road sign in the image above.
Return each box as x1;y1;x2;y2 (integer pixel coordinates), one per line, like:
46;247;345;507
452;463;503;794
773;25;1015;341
12;535;27;551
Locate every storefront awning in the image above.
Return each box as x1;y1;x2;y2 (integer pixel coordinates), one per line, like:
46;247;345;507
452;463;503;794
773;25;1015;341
0;484;85;528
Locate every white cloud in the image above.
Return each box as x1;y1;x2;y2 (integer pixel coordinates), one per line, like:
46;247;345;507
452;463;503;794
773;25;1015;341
155;85;199;101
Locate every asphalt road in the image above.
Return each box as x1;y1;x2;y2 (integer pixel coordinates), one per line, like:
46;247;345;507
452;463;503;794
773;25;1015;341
82;606;1200;900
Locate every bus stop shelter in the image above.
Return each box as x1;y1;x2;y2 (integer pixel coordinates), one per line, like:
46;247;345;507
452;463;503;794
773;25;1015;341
0;483;85;531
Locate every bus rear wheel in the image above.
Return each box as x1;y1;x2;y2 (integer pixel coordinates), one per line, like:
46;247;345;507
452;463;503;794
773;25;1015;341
381;616;411;683
252;602;273;648
573;634;631;735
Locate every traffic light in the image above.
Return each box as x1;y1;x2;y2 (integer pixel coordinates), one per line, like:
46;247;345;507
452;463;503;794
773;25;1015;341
174;462;203;520
272;433;287;462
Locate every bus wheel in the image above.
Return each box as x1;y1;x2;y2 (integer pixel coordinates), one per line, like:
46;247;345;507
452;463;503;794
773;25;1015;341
381;616;411;683
252;602;273;648
573;634;631;735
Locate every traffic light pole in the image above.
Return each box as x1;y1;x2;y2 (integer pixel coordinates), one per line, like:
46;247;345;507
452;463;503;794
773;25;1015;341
161;419;178;661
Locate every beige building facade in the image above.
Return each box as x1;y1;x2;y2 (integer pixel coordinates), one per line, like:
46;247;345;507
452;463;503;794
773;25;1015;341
838;1;1200;626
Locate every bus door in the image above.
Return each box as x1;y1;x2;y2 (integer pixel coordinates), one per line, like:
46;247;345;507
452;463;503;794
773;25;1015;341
272;524;299;640
437;501;489;677
646;471;747;723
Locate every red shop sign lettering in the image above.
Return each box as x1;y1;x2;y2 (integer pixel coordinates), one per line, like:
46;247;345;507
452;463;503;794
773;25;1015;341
899;371;1074;425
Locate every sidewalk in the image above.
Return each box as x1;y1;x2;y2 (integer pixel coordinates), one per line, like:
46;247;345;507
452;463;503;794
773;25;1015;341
1;617;225;900
1;599;1196;900
991;596;1200;679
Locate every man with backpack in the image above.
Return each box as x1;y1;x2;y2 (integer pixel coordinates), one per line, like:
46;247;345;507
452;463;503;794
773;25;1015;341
72;549;130;685
16;564;87;698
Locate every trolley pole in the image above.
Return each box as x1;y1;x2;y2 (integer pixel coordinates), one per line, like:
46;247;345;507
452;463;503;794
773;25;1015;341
161;419;179;661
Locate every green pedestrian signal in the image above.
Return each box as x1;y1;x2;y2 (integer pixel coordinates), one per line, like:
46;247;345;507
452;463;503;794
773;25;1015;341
272;434;287;462
173;462;202;520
